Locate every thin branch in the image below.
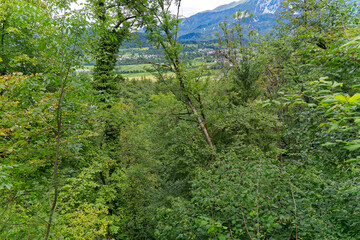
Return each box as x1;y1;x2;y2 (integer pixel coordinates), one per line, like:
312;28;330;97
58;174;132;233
113;15;137;30
239;204;253;240
256;179;260;237
289;180;298;240
18;201;49;225
45;30;77;238
0;200;15;233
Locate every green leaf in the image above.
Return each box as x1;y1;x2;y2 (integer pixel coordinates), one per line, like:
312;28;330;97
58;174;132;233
354;118;360;124
0;183;13;190
348;94;360;104
320;99;340;106
332;82;343;88
333;95;347;102
318;90;332;94
344;144;360;151
346;157;360;163
321;142;336;147
307;103;317;108
319;77;329;81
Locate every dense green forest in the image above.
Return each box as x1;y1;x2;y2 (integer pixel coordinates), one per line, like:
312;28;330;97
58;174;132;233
1;0;360;239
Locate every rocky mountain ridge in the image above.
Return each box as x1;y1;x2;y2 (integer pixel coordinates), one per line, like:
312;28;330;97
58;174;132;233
179;0;282;41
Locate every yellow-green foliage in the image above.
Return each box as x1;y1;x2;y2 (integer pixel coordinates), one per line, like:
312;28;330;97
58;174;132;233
55;203;110;240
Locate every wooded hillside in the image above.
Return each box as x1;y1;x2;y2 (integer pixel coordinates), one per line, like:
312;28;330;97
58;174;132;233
0;0;360;239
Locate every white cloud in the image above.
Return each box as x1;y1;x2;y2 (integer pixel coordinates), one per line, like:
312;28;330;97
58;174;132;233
180;0;239;16
71;0;237;17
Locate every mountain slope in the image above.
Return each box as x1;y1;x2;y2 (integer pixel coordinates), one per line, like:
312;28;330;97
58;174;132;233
179;0;281;41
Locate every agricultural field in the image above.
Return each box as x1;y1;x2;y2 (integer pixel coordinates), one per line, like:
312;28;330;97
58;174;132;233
81;42;219;80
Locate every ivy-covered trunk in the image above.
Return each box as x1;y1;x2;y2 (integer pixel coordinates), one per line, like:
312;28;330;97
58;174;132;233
92;31;123;96
0;15;8;75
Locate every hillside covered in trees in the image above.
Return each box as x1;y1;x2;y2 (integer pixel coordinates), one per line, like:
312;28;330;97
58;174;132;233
1;0;360;239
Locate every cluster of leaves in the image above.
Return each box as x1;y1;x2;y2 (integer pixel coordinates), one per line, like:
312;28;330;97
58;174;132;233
0;71;111;238
151;1;360;239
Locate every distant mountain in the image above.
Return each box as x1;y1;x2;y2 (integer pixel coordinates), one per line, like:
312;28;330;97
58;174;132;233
179;0;281;41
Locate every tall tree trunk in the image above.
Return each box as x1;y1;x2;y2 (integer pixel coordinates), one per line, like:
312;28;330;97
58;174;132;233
45;55;72;240
187;98;216;157
92;31;123;97
175;64;217;158
0;19;7;75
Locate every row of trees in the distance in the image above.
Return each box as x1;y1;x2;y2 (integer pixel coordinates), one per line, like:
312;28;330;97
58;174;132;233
1;0;360;239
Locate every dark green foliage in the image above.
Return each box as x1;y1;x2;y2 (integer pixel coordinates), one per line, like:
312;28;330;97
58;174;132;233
0;0;48;75
155;145;360;240
119;78;155;107
216;11;265;105
214;103;281;154
155;147;291;240
146;92;213;197
92;32;125;96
